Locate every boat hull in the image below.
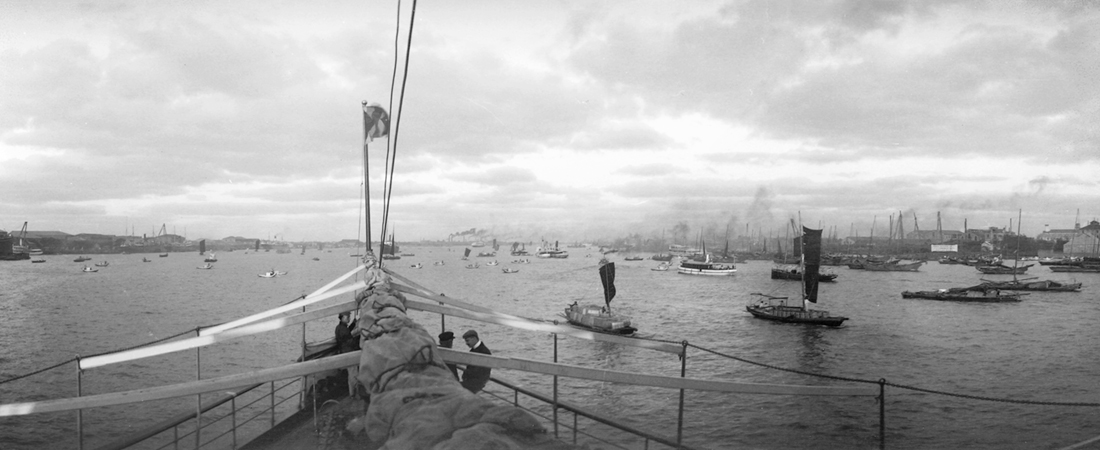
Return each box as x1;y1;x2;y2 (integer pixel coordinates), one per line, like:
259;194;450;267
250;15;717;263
564;305;636;335
901;291;1021;302
745;305;847;327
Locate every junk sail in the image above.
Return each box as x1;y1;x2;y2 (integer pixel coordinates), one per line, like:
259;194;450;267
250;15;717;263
802;226;822;304
599;262;616;311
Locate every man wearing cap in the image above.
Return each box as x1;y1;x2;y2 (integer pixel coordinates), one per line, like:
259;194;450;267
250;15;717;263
460;329;492;393
335;312;362;399
438;331;460;380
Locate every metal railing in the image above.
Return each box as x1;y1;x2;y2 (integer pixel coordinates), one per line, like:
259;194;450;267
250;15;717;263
93;379;303;450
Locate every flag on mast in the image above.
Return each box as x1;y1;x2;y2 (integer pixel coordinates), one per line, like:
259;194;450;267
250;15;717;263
362;103;390;143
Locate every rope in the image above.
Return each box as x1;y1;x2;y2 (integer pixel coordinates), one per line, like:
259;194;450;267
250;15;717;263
0;327;198;384
0;358;77;385
682;343;1100;407
379;0;417;265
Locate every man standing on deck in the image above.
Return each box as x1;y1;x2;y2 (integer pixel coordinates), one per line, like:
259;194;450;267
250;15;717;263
460;329;492;393
438;331;460;380
335;312;362;398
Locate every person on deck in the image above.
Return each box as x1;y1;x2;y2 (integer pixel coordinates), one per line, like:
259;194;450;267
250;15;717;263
438;331;460;380
460;330;492;393
335;312;362;398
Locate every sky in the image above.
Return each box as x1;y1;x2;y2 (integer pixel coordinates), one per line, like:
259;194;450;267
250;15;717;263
1;0;1098;244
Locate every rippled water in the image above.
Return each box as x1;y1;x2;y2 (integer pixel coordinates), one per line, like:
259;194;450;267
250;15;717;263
2;249;1098;449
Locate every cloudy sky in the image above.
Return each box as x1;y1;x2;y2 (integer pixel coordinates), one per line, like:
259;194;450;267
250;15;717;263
1;0;1098;243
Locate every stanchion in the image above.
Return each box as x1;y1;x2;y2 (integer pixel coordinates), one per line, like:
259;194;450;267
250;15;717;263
195;329;202;449
76;356;83;450
553;333;559;438
677;340;687;448
879;378;886;450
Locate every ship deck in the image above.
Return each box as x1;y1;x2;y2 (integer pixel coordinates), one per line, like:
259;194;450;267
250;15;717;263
240;396;377;450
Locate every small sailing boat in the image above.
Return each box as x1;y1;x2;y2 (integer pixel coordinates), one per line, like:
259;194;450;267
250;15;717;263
747;226;848;326
563;262;637;334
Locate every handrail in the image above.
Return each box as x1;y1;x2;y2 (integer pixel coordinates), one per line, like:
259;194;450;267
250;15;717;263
488;376;692;449
92;383;263;450
81;299;358;369
441;349;876;396
199;276;366;336
0;353;358;416
404;298;682;354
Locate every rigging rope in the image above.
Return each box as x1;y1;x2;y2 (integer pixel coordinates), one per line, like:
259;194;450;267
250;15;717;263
379;0;417;266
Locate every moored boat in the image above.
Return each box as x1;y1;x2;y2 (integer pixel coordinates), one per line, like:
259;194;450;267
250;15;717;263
976;263;1032;274
901;286;1023;302
863;260;924;271
771;265;837;282
979;278;1082;292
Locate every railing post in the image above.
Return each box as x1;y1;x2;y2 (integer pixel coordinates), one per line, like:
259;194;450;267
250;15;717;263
270;381;276;428
552;332;559;438
195;329;202;449
173;425;179;450
231;396;237;449
300;306;307;410
677;340;687;449
76;356;83;450
879;378;886;450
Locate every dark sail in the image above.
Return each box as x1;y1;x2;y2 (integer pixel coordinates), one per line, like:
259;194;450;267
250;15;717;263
254;239;260;251
599;262;616;308
199;239;206;255
802;226;822;303
464;248;471;258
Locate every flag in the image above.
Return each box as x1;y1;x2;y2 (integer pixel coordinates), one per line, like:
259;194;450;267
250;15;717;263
363;103;390;143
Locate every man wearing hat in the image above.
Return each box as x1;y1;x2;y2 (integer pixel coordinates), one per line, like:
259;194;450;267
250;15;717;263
460;329;492;393
437;331;460;380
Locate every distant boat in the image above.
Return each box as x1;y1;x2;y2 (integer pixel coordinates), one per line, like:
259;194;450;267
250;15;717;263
410;263;423;269
258;270;287;278
510;242;528;256
502;268;520;274
623;255;644;261
862;260;923;272
562;262;636;335
312;257;320;261
465;263;480;269
771;265;837;282
902;286;1023;303
975;263;1031;274
677;253;736;276
650;253;673;262
651;262;670;271
142;257;151;262
94;261;109;267
433;260;445;266
485;260;499;266
536;241;568;259
81;266;98;273
159;253;168;258
979;278;1082;292
31;258;46;263
747;226;848;327
73;256;91;262
197;263;214;270
204;252;218;263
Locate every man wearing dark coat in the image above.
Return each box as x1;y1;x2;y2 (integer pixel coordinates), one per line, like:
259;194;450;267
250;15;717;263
460;329;492;393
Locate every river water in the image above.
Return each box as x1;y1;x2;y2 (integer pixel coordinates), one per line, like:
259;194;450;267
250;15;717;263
1;248;1098;449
